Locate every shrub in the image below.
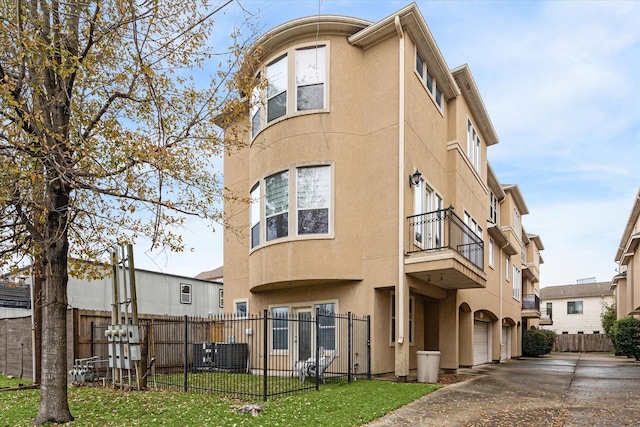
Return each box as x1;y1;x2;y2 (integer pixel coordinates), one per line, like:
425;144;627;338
601;302;617;341
613;316;640;360
523;329;555;357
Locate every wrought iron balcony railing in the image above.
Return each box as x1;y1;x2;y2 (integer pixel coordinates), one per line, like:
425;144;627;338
407;207;484;270
521;294;540;311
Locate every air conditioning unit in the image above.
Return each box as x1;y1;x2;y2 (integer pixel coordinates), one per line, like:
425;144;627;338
215;343;248;371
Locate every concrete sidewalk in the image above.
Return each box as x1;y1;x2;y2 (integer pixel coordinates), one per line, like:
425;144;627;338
365;353;640;426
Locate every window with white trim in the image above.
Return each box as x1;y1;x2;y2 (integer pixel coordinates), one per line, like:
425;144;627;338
413;181;443;249
265;171;289;241
234;299;248;318
250;183;261;248
488;239;494;267
218;289;224;308
316;303;336;351
296;46;326;111
252;164;332;248
271;306;289;351
180;284;192;304
266;55;287;122
415;49;443;109
505;257;510;281
512;266;521;300
250;72;262;137
252;44;328;135
297;166;330;234
467;119;481;172
490;191;498;224
567;301;583;314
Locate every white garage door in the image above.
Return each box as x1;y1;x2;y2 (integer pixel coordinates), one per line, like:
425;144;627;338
501;326;511;361
474;320;490;366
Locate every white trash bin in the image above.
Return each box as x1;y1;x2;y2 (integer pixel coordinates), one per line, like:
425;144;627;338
416;351;441;383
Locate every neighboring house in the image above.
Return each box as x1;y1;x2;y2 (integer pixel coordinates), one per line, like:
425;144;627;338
3;265;224;318
539;282;613;334
0;280;31;319
196;266;224;282
612;188;640;319
222;4;543;378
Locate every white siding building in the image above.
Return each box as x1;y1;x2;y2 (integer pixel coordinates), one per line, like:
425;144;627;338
540;282;613;335
3;267;224;319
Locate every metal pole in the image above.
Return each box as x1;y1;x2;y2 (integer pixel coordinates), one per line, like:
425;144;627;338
315;307;320;390
127;244;139;325
263;309;268;402
120;245;129;326
184;315;188;392
367;315;371;380
90;322;94;357
348;312;352;383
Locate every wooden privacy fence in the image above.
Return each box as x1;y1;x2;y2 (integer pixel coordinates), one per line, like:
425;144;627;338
0;316;34;380
554;334;614;353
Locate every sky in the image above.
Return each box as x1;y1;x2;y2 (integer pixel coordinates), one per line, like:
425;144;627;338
134;0;640;287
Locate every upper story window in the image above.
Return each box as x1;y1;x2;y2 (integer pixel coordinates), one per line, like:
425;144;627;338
266;55;287;122
467;119;481;172
250;183;261;248
415;49;443;109
413;182;443;250
297;166;330;234
250;72;262;137
489;191;498;224
251;164;332;249
567;301;583;314
512;266;521;300
265;171;289;241
296;46;326;111
252;44;328;137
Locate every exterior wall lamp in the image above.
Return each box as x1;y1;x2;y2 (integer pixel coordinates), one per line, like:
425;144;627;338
409;169;422;187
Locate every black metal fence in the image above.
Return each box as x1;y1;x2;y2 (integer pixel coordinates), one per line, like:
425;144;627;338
407;207;484;269
91;309;370;400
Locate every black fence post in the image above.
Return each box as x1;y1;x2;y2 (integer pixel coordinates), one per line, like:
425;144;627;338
184;315;188;393
367;315;371;380
263;309;268;402
315;307;320;390
90;321;95;357
348;312;352;383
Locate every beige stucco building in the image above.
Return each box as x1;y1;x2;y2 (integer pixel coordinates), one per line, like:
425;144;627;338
612;188;640;319
222;4;543;378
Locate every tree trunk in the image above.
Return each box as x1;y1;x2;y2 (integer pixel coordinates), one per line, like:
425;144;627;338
34;185;74;425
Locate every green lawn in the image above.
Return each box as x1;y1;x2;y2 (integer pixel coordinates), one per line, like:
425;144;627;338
0;378;440;426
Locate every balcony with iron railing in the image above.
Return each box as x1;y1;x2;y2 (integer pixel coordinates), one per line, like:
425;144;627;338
540;307;553;325
521;294;541;318
405;207;486;289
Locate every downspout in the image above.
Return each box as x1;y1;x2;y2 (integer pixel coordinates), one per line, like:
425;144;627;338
395;15;406;346
499;241;508;355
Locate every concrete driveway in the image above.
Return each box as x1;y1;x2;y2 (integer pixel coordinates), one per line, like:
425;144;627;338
365;353;640;426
